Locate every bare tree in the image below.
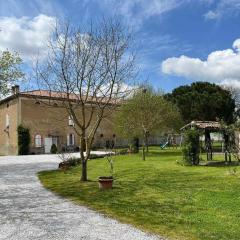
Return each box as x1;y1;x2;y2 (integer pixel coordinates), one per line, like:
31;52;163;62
34;19;135;181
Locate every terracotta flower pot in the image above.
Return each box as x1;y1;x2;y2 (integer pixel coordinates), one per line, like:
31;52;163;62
98;176;114;189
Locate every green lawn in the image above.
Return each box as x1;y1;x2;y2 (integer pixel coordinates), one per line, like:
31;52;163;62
38;147;240;240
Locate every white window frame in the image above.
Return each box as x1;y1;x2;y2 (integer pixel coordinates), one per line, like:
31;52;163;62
6;114;9;128
67;133;75;146
35;134;42;148
68;115;75;126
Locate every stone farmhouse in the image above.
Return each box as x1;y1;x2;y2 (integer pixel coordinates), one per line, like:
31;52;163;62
0;86;118;155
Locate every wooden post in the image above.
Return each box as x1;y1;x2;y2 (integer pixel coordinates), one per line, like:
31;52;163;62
205;130;212;161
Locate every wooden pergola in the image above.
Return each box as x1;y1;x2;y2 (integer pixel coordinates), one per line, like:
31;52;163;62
180;121;232;162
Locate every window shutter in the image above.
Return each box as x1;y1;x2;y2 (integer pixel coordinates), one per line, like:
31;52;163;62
67;134;70;146
72;134;75;145
72;117;75;127
6;114;9;127
68;116;75;126
35;135;42;147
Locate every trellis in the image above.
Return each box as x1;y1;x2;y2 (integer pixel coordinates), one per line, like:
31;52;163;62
180;121;237;162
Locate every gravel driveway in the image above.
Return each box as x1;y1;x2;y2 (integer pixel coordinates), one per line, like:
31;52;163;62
0;153;165;240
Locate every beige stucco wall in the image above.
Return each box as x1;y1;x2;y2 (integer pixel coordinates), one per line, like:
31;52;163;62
0;96;119;155
0;98;19;155
20;98;116;153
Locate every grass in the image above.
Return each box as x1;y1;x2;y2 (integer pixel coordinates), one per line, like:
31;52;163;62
38;147;240;240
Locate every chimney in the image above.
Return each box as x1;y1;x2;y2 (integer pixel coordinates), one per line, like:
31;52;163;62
11;85;20;95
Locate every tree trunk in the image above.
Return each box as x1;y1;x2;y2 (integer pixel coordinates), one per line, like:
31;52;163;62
142;145;145;161
82;138;86;152
142;135;146;161
80;134;88;181
223;133;229;163
146;134;149;153
205;130;212;161
81;160;87;181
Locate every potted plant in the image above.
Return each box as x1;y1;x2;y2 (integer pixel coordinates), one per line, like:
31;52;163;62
99;153;114;189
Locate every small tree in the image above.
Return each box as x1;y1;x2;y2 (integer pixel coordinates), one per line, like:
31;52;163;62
35;19;135;181
0;51;24;97
114;87;182;160
17;125;30;155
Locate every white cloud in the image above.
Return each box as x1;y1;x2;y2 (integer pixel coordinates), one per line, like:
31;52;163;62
0;14;56;61
204;0;240;21
233;39;240;51
100;0;185;28
0;0;63;19
161;39;240;88
204;10;220;20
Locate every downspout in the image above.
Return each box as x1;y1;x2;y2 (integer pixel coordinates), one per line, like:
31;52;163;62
17;96;22;155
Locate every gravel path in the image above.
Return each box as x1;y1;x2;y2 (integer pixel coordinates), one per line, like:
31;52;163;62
0;153;165;240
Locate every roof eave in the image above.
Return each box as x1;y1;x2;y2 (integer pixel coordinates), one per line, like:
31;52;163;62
0;94;19;105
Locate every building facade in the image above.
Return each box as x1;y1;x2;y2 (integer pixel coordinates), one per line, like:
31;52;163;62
0;86;119;155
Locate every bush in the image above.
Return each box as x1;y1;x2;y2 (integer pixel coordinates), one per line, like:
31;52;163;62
67;157;81;166
58;154;106;170
17;125;30;155
59;157;81;169
182;129;200;165
132;137;139;153
117;148;128;155
50;144;58;154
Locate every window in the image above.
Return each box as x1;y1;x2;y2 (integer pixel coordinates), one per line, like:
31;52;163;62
68;116;75;126
52;137;58;146
6;114;9;128
67;133;75;146
35;135;42;147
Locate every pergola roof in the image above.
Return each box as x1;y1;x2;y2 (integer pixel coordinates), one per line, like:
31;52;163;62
180;121;223;131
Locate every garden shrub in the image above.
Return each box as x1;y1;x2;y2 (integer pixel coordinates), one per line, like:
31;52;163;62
50;144;58;154
59;154;105;170
58;157;81;170
67;157;81;166
132;137;139;153
117;148;128;155
182;129;200;165
17;125;30;155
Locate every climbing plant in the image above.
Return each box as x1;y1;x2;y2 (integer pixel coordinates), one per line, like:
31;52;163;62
182;129;200;165
17;125;30;155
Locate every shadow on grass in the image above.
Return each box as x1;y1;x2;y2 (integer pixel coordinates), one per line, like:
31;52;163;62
200;161;240;167
142;151;182;157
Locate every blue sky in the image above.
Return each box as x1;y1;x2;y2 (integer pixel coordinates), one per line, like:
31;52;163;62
1;0;240;92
